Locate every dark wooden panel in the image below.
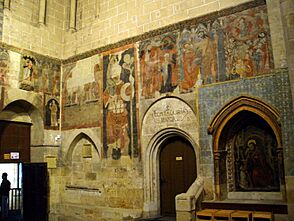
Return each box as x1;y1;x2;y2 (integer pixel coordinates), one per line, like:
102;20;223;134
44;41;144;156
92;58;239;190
160;137;197;215
23;163;49;221
0;121;31;162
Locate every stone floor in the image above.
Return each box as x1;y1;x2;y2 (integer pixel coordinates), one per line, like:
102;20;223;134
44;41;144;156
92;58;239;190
137;216;176;221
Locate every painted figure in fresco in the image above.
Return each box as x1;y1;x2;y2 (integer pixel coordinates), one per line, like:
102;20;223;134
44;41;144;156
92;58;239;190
22;56;35;82
140;34;178;98
160;53;176;93
224;7;273;80
141;45;160;98
52;69;60;95
41;63;50;93
180;42;201;91
49;100;59;127
245;139;274;188
20;56;36;90
103;54;133;159
0;50;9;86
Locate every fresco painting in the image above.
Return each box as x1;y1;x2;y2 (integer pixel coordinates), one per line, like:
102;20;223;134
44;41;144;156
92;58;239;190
63;59;101;108
62;57;102;129
139;5;273;98
103;47;138;160
139;33;179;99
178;22;221;89
19;55;61;94
0;49;10;86
231;126;280;191
45;96;60;129
223;5;273;80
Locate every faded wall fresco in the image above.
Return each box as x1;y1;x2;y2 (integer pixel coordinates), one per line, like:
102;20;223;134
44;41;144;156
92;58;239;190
45;95;60;129
139;4;273;99
62;56;102;129
0;49;10;86
103;47;139;160
231;127;279;191
139;33;179;99
0;46;61;129
19;55;61;94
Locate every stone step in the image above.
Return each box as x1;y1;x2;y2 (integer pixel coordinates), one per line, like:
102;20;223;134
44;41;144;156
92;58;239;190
135;216;176;221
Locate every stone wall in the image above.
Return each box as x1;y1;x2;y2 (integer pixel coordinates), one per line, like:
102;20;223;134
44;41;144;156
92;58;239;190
0;0;293;220
63;0;253;58
2;0;66;58
0;43;61;162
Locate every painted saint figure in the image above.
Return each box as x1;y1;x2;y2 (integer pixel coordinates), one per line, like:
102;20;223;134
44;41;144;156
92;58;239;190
103;54;134;159
246;139;274;188
49;100;59;127
20;56;36;91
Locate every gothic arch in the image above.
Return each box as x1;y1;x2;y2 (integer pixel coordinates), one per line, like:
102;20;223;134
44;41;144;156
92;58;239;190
208;96;284;200
143;128;199;217
65;132;101;163
141;96;199;217
0;99;44;146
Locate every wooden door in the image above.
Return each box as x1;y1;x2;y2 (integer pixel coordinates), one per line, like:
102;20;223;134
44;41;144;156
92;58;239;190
0;120;31;162
22;163;49;221
160;137;197;216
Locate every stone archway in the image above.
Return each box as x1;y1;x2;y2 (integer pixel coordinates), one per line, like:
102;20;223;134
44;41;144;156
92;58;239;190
65;131;101;163
208;96;285;200
141;97;200;217
0;99;44;146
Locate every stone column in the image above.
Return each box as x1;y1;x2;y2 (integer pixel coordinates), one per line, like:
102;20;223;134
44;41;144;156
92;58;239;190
69;0;77;31
281;0;294;110
39;0;47;24
279;1;294;220
213;151;221;200
4;0;10;10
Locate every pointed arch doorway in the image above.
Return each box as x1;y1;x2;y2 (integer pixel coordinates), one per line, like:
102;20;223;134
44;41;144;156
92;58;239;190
159;136;197;216
208;96;285;200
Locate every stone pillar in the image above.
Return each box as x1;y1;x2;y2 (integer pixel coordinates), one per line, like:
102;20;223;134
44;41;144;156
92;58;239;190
279;1;294;220
213;151;221;200
95;0;100;18
38;0;47;25
266;0;288;68
281;0;294;110
3;0;10;10
69;0;77;31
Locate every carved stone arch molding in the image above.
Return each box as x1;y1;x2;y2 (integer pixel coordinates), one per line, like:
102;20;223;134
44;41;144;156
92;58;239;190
65;130;101;164
141;96;200;217
208;95;285;200
0;99;44;146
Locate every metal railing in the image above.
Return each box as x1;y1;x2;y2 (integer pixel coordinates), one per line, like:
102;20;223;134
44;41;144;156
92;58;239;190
9;188;22;211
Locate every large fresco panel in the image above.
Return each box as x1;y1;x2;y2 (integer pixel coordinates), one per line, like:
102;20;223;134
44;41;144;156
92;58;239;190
62;56;102;129
222;5;273;80
103;46;139;160
19;55;61;94
178;22;221;89
139;32;179;99
0;49;10;87
139;4;274;99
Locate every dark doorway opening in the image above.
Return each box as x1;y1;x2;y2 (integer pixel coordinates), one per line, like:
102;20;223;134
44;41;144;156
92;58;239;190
0;121;48;221
159;136;197;216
